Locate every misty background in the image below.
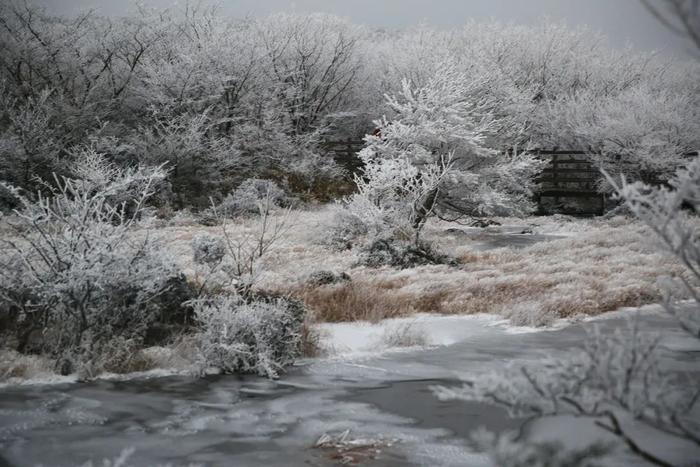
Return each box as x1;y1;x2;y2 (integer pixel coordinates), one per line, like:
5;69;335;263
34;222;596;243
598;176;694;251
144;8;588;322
33;0;693;57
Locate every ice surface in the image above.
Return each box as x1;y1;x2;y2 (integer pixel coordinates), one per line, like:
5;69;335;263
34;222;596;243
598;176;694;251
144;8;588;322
0;308;698;466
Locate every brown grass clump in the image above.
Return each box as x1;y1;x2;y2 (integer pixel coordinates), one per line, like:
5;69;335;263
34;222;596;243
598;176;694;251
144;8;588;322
294;280;415;323
299;319;325;357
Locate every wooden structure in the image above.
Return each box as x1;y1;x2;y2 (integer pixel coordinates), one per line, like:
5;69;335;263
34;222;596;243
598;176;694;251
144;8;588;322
533;150;604;216
319;141;624;216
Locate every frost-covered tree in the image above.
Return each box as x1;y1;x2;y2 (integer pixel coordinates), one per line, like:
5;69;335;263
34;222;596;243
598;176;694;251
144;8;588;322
346;61;544;243
128;112;241;209
543;80;700;190
254;13;365;135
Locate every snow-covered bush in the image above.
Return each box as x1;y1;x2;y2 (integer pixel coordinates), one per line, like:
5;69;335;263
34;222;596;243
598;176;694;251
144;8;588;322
192;295;303;378
0;156;180;372
346;153;453;243
67;146;170;219
323;207;370;251
469;429;612;467
192;233;226;266
218;179;287;217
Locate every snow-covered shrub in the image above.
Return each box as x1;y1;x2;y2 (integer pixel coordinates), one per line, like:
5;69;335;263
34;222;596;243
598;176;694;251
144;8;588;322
347;154;453;242
218;179;287;217
613;157;700;337
192;233;226;266
192;295;303;378
470;429;612;467
324;208;370;250
67;146;170;219
0;157;181;372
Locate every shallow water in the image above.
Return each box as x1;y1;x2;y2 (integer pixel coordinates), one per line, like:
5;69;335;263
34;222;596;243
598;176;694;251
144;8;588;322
1;312;698;467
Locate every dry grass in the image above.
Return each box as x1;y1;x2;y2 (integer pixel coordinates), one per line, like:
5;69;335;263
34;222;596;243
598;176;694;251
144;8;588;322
299;319;325;357
0;350;54;383
381;321;428;347
278;216;688;326
292;279;415;323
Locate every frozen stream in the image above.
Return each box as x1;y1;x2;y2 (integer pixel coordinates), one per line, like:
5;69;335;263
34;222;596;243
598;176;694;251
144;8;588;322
1;311;699;466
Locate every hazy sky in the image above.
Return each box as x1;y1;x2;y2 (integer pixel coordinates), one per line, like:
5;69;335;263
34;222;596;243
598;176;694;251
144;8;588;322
35;0;693;57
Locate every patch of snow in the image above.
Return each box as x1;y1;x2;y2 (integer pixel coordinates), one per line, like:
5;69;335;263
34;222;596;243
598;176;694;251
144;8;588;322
316;313;561;358
0;373;78;389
